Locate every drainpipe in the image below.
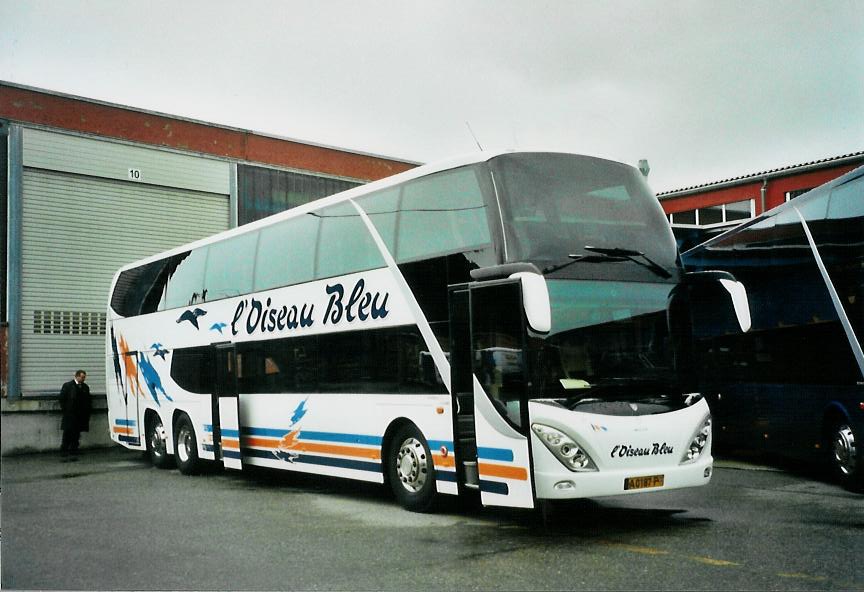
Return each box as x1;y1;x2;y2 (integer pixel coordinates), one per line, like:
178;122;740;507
229;162;238;228
760;178;768;215
7;124;22;399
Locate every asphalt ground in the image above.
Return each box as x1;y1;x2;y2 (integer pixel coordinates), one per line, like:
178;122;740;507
1;447;862;591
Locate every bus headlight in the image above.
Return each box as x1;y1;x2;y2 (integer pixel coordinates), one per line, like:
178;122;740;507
532;424;598;472
681;415;712;464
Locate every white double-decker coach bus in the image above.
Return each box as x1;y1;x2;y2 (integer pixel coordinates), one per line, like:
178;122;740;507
106;151;750;512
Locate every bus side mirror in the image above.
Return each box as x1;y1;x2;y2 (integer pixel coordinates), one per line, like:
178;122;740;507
716;277;751;333
668;271;751;337
509;272;551;334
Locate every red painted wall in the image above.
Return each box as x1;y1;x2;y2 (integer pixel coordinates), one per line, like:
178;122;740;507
0;84;416;181
661;164;860;217
662;182;764;215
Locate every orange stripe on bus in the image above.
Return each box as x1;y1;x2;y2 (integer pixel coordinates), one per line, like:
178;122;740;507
112;426;133;435
432;453;455;468
478;462;528;481
242;436;381;460
243;436;281;449
222;438;240;449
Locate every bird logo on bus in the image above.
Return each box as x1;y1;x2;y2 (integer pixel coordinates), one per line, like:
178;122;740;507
177;307;207;329
273;398;309;463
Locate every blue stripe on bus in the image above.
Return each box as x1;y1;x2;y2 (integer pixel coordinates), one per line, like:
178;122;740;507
115;419;137;426
242;447;381;473
119;435;140;445
480;480;509;495
435;470;458;482
203;425;240;438
477;447;514;462
241;427;383;446
210;424;463;456
223;450;242;459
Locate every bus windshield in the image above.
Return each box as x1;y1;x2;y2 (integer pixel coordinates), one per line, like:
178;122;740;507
491;153;678;281
533;279;677;401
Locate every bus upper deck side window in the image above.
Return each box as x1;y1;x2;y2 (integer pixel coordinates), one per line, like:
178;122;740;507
163;249;208;309
255;214;319;292
397;167;491;262
205;231;259;301
316;202;386;279
111;258;169;317
356;187;400;256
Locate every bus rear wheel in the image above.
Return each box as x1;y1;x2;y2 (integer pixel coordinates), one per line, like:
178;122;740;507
174;414;200;475
388;424;436;512
146;414;173;469
829;421;862;492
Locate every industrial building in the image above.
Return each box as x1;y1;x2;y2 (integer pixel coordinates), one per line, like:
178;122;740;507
3;81;861;454
659;152;864;250
1;82;416;452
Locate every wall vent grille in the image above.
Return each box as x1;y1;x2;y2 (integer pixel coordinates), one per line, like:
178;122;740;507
33;310;107;336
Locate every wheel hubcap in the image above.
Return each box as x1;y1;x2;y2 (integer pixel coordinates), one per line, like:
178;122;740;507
149;422;167;458
178;427;192;464
396;437;428;493
833;425;857;476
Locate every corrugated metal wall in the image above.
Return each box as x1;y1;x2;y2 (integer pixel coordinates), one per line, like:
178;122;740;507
24;127;229;194
20;129;230;395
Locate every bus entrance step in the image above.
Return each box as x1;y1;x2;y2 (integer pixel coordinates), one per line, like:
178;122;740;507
463;460;479;488
457;413;476;430
458;437;477;459
456;414;477;458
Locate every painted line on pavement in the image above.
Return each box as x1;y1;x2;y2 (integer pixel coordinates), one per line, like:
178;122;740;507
597;539;848;587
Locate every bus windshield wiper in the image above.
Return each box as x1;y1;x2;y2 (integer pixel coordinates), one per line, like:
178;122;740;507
542;252;628;274
583;246;672;279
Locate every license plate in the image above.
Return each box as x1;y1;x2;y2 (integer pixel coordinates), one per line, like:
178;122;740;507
624;474;665;490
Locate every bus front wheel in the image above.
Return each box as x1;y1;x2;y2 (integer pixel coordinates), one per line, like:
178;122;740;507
146;414;173;469
174;414;201;475
388;424;436;512
829;421;862;492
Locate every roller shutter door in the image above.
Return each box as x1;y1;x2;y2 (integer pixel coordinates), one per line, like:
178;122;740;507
21;169;229;396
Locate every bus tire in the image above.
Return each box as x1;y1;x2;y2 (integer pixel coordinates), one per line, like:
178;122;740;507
146;414;173;469
828;420;862;492
388;424;436;512
174;414;200;475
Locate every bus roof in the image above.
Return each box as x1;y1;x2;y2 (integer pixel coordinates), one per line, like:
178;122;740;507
114;150;625;273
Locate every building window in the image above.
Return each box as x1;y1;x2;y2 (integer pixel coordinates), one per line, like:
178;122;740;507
724;199;753;221
670;210;697;225
670;199;754;227
785;188;814;202
699;205;724;225
237;164;362;225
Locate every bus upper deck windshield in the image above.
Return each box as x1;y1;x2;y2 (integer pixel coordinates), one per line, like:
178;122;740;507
490;153;679;282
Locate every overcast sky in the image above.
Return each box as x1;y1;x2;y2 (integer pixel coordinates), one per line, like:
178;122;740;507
1;0;862;191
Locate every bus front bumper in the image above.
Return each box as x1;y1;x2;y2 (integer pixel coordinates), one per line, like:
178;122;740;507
534;455;713;500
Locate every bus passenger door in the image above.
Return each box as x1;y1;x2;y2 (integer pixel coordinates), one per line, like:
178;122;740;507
468;281;535;508
213;343;242;470
448;286;479;495
118;350;141;447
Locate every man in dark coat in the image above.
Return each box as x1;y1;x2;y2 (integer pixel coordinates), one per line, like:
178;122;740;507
59;370;91;460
